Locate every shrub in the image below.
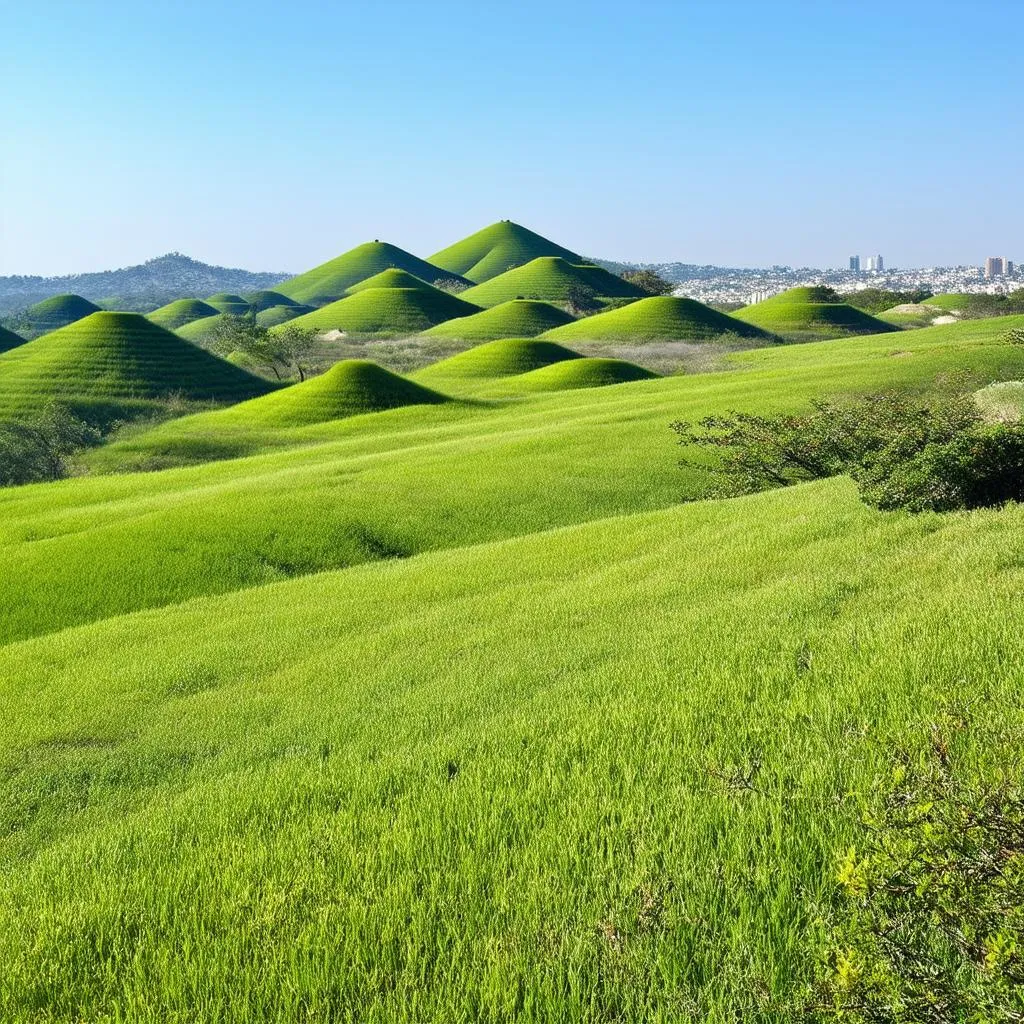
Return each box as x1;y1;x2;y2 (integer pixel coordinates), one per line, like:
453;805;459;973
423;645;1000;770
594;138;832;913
0;405;100;486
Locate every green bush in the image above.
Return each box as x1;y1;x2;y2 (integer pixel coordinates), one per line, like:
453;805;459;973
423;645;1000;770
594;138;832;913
0;405;100;486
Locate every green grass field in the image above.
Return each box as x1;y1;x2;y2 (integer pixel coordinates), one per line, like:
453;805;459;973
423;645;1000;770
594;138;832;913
0;324;25;353
732;287;898;340
205;293;254;316
147;298;221;330
5;306;1024;1021
419;299;576;339
280;285;482;336
429;220;584;282
275;242;469;306
459;257;646;308
540;295;775;343
23;293;102;334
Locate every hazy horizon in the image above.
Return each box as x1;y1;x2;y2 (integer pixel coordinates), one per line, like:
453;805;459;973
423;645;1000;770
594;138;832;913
3;0;1021;277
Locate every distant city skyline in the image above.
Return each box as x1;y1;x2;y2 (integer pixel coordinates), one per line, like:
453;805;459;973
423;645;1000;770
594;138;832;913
2;0;1022;277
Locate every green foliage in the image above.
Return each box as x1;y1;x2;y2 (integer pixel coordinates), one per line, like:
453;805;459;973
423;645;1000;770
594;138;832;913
428;219;584;282
460;257;644;308
542;295;775;343
926;291;1024;320
842;288;934;314
209;316;318;381
419;299;575;340
0;404;100;486
620;269;676;296
810;713;1024;1022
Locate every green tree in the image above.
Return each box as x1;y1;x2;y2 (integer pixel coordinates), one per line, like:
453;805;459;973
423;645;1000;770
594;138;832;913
0;405;100;487
208;315;319;381
620;269;675;296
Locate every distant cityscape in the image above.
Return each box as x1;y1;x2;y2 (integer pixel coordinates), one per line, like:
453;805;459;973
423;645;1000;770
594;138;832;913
661;253;1022;306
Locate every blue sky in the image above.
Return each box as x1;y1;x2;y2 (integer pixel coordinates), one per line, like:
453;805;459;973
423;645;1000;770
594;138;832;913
1;0;1020;275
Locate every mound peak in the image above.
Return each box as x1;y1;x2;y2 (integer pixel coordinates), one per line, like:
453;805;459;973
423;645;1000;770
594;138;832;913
0;324;25;354
344;268;434;294
414;337;582;384
420;299;576;340
25;293;102;333
275;241;470;307
508;357;660;393
205;293;253;315
460;257;645;308
733;290;898;338
428;221;583;283
244;290;300;312
147;298;220;331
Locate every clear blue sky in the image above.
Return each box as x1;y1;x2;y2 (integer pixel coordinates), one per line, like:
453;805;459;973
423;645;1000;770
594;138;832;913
1;0;1020;275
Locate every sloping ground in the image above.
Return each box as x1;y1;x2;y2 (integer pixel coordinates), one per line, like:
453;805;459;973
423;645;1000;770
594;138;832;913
275;242;469;306
205;293;252;316
875;303;948;329
975;379;1024;423
460;257;644;308
501;356;659;392
0;325;25;354
420;299;575;340
0;311;272;422
3;476;1024;1020
429;220;583;282
255;304;315;328
24;293;101;333
177;312;233;344
205;360;448;427
244;290;300;312
541;296;774;343
344;268;435;294
413;337;581;385
732;287;897;339
147;298;220;331
281;286;481;336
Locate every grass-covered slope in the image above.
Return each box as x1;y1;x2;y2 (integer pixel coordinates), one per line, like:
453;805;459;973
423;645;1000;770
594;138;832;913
147;298;220;331
0;311;273;421
275;242;468;306
503;357;659;392
280;286;481;336
732;287;898;339
0;324;25;354
419;299;575;340
24;293;101;333
254;304;315;328
176;312;233;343
428;220;583;282
460;257;644;308
244;290;299;312
4;475;1024;1020
541;296;774;343
196;360;448;427
344;268;434;294
413;337;582;385
205;293;253;316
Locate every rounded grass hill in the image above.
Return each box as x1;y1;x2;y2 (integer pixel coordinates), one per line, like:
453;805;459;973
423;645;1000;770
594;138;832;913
255;304;315;328
459;257;645;308
280;286;481;337
147;298;220;331
541;296;774;343
25;294;101;333
213;359;448;427
0;311;272;421
343;268;434;295
731;287;897;339
0;325;25;354
428;220;583;282
176;312;233;344
505;357;659;393
205;293;253;316
244;290;300;312
413;338;582;384
420;299;575;340
274;242;470;307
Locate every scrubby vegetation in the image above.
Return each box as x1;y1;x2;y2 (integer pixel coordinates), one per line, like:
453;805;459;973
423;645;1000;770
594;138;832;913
0;404;99;485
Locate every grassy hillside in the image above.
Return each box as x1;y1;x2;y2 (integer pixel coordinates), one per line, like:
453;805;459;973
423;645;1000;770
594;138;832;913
280;286;481;336
344;268;434;294
147;298;220;331
0;311;273;423
541;296;775;343
419;299;575;340
205;293;253;316
255;303;316;328
429;220;583;282
0;324;25;354
875;302;947;328
459;257;645;308
732;287;898;340
176;312;234;344
498;356;659;392
24;293;101;333
243;290;299;312
413;337;582;386
274;243;468;306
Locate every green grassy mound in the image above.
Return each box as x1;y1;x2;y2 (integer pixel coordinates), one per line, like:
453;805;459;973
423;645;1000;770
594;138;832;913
875;303;947;329
414;337;582;385
196;359;448;428
732;287;897;339
147;298;220;331
24;293;101;333
281;286;481;336
344;268;434;294
541;296;774;343
176;312;234;344
255;304;315;328
0;311;272;422
244;290;300;312
459;257;644;308
0;325;25;354
420;299;576;340
429;220;583;282
205;293;253;316
506;357;659;392
275;242;468;306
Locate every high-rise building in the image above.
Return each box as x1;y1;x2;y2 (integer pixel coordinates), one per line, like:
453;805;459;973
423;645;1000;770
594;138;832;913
986;257;1006;278
864;255;884;272
849;255;860;272
1008;261;1016;276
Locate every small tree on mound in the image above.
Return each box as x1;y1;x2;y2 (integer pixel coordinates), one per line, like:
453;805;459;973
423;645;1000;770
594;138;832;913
620;269;675;296
0;405;99;486
209;315;318;381
566;283;600;316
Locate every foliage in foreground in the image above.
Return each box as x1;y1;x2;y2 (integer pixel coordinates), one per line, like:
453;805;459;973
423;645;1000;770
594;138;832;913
673;385;1024;512
0;404;99;486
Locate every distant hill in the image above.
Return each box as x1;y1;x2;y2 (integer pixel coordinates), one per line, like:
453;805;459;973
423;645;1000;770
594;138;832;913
0;253;291;316
429;221;583;282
